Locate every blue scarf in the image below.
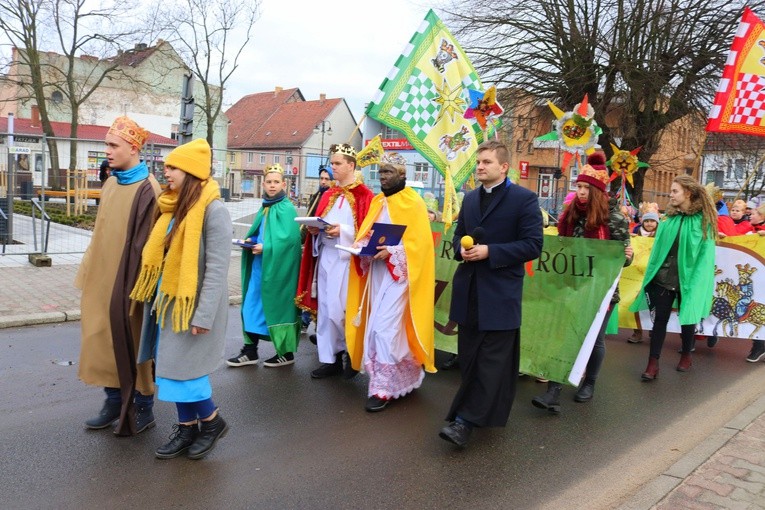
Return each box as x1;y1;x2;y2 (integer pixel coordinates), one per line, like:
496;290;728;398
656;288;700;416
112;161;150;185
262;190;287;207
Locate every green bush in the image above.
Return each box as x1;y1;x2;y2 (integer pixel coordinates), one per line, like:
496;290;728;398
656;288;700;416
8;200;97;230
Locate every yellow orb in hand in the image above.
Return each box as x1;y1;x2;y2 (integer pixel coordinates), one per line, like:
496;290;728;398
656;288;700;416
460;236;474;249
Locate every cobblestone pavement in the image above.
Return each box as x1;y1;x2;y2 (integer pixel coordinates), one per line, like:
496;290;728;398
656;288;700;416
653;405;765;509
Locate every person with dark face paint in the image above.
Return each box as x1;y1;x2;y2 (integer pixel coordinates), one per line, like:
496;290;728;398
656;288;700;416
345;152;435;413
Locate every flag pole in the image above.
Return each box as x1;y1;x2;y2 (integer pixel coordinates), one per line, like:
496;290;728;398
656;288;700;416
346;114;367;145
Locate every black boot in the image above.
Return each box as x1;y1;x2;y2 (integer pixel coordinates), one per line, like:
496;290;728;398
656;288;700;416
85;399;121;429
135;404;156;433
155;423;199;459
574;381;595;403
187;412;229;460
531;382;562;413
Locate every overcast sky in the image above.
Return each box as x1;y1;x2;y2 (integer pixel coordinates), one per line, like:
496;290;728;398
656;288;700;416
224;0;435;122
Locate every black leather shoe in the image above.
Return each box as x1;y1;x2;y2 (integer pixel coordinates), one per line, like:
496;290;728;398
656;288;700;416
187;413;228;460
311;353;343;379
309;334;317;345
85;399;121;430
440;353;459;371
574;382;594;403
365;395;390;412
439;421;471;447
342;351;359;380
155;423;199;459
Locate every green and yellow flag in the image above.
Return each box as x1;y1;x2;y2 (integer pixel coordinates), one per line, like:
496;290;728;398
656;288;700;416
365;9;499;226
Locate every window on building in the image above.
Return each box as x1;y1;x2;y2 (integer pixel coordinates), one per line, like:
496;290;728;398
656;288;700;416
274;155;280;164
414;162;428;182
527;143;534;154
382;126;403;139
368;164;378;181
521;129;528;140
706;170;724;188
516;140;523;152
229;152;235;164
170;123;179;141
259;154;266;164
735;159;745;180
247;152;253;163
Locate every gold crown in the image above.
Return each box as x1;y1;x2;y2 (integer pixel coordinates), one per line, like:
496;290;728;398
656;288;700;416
107;116;148;148
330;143;357;158
381;152;407;167
265;163;284;175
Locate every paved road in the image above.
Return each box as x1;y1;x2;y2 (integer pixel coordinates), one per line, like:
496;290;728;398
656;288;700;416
1;310;762;509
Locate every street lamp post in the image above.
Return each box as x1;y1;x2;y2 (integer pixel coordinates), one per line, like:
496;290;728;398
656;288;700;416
314;120;333;171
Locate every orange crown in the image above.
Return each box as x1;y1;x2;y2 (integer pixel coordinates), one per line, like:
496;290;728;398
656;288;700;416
107;116;149;149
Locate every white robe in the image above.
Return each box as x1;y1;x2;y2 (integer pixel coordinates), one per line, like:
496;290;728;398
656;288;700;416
314;195;356;363
360;204;424;398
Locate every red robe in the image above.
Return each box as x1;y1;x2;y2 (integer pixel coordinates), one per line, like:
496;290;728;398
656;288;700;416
295;179;374;317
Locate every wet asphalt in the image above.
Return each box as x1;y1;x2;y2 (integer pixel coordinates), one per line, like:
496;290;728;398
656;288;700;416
1;307;762;510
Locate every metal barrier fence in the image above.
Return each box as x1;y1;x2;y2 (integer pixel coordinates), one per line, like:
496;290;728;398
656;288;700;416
0;135;172;257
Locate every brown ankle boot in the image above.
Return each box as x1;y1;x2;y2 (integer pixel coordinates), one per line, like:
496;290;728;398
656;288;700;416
641;357;659;381
676;352;692;372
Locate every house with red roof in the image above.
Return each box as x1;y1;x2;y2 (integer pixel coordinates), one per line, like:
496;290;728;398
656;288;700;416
225;87;361;198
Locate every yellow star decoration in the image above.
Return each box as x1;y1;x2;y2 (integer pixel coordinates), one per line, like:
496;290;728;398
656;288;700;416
433;79;466;124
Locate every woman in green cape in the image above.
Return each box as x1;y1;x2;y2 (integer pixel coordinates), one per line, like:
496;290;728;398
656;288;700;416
630;175;717;381
227;164;302;368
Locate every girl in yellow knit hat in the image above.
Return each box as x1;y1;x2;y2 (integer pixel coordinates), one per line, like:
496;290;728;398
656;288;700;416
131;138;233;460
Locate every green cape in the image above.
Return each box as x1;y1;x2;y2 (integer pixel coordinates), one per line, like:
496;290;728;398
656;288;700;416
629;212;716;325
241;198;302;354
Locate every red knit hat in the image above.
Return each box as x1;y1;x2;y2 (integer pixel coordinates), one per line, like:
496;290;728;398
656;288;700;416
576;153;609;192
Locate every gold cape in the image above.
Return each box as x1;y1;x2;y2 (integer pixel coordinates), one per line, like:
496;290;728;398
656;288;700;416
345;187;436;373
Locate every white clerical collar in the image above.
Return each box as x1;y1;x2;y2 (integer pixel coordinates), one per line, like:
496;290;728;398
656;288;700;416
482;181;503;194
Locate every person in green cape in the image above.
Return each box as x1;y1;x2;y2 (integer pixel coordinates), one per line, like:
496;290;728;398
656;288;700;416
630;174;717;381
227;164;302;368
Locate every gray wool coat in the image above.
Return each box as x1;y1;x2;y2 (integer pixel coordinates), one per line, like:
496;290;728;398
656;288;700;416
137;199;232;381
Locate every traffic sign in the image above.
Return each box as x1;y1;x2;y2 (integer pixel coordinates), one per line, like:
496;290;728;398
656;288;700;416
292;166;298;175
519;160;529;179
9;147;31;154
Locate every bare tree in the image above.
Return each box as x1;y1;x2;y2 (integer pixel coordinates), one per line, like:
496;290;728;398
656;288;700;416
157;0;260;147
705;133;765;201
0;0;62;184
442;0;765;203
0;0;145;188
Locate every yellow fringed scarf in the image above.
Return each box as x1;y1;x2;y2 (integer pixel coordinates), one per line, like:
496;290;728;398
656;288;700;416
130;179;221;332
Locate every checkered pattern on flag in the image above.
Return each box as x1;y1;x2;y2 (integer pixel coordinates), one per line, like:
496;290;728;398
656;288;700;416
388;70;438;140
707;7;765;136
366;9;499;192
730;74;765;125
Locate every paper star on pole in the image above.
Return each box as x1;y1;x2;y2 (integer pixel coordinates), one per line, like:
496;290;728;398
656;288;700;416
464;85;504;130
607;143;649;187
433;79;467;124
534;94;602;174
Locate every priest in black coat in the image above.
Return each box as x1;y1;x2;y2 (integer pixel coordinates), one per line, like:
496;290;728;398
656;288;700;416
439;140;543;448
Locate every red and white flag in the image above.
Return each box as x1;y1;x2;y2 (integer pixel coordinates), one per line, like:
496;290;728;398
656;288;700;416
707;7;765;135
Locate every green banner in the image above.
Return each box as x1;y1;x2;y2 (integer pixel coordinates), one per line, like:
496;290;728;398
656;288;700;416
433;224;626;385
